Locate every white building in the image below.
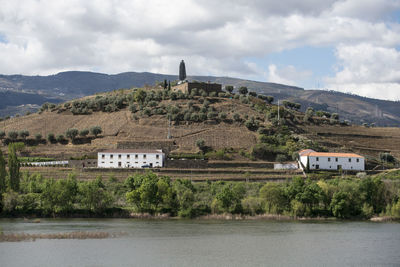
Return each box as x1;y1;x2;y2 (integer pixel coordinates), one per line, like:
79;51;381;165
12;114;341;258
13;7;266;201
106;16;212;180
97;149;165;168
299;149;365;171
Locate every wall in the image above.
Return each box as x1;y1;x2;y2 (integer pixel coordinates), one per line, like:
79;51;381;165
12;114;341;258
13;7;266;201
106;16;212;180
172;82;222;94
308;156;365;171
98;152;164;168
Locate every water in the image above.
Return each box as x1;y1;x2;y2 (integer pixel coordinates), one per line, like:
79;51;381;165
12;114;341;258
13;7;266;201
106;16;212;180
0;219;399;267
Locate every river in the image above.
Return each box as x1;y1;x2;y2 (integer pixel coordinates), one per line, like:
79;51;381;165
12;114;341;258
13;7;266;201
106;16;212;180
0;219;399;266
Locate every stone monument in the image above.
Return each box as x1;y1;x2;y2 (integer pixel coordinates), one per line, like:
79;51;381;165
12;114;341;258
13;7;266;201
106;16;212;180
179;60;186;81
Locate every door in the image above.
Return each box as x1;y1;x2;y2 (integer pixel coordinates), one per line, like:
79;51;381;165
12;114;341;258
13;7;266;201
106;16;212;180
150;163;153;168
337;165;342;170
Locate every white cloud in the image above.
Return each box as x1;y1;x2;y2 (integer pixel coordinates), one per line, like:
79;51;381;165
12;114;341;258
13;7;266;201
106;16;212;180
0;0;399;100
267;64;312;86
325;43;400;100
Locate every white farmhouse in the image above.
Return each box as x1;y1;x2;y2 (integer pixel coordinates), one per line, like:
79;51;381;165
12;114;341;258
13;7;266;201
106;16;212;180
97;149;165;168
299;149;364;171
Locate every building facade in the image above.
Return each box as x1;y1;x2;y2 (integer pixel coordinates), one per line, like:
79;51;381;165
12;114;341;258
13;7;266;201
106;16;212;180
172;82;222;95
97;149;165;168
299;149;365;171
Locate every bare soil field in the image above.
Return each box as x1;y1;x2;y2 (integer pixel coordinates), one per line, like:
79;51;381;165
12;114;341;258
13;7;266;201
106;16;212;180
301;125;400;159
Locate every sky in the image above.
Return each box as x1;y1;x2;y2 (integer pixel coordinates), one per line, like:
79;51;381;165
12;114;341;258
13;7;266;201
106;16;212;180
0;0;400;101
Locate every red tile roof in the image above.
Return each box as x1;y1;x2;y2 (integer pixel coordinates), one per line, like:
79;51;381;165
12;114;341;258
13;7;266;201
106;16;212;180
298;149;363;158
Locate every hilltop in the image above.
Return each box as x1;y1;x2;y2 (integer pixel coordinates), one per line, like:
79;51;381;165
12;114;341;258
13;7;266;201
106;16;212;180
1;71;399;126
0;86;399;168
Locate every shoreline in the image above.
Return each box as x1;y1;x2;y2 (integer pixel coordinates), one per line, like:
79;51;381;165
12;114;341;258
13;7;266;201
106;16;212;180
1;213;398;222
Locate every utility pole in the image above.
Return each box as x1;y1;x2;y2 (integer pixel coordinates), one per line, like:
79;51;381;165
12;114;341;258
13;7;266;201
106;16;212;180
167;117;171;139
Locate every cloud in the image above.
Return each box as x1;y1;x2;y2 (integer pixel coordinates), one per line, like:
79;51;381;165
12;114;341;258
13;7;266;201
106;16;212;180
267;64;312;86
0;0;399;100
325;43;400;100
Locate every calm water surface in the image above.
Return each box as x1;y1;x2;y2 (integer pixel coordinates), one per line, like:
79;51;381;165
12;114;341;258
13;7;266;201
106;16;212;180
0;219;399;267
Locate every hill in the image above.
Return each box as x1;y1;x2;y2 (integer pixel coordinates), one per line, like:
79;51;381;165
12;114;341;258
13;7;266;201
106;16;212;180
0;87;399;167
1;71;399;126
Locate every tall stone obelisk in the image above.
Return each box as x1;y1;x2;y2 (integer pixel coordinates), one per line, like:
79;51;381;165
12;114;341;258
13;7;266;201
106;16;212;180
179;60;186;81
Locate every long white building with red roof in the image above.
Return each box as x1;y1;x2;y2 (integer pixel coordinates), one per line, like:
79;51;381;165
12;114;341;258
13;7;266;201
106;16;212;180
299;149;365;171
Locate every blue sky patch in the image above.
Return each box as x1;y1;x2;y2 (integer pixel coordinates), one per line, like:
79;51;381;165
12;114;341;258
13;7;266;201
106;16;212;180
248;46;336;89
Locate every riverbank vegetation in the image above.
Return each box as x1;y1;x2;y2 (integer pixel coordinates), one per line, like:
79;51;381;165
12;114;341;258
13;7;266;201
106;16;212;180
1;169;399;220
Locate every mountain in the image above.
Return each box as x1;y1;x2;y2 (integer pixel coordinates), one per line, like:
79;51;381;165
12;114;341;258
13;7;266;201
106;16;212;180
0;71;399;126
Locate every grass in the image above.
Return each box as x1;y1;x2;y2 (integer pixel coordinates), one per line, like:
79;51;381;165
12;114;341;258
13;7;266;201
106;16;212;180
0;231;124;242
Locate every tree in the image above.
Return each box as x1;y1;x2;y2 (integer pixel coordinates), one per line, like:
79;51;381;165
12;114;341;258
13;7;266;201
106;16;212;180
78;177;113;213
0;150;6;193
238;86;248;95
163;79;168;89
196;139;206;152
260;182;287;214
134;89;147;103
79;129;89;137
8;131;18;141
249;91;257;97
66;128;79;142
266;96;274;104
8;143;20;192
225;85;234;94
56;134;65;143
35;133;42;141
19;130;29;140
47;133;56;143
0;130;5;139
90;126;102;138
41;175;78;214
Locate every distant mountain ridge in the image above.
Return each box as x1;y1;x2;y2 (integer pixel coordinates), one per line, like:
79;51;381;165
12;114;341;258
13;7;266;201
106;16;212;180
0;71;399;126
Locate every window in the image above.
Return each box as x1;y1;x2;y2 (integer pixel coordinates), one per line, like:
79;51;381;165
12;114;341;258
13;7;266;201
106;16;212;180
143;154;147;159
349;158;351;162
118;162;122;167
135;162;138;164
135;154;138;159
356;158;359;162
110;161;113;164
328;158;331;162
110;155;113;159
118;154;121;159
156;162;159;164
127;155;130;159
316;165;319;169
156;155;159;159
101;161;105;164
335;158;338;162
102;154;105;159
316;157;319;161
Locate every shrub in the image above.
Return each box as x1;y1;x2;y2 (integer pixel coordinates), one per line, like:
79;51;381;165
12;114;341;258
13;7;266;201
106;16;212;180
184;112;192;121
90;126;102;138
66;128;79;141
219;112;227;120
207;111;218;120
0;131;5;139
225;85;234;93
276;154;287;162
209;92;217;97
47;133;56;143
79;129;89;137
199;112;207;121
56;134;66;143
8;131;18;141
129;103;137;113
35;133;42;141
196;139;206;152
249;91;257;97
233;113;241;122
190;113;200;122
238;86;248;95
244;117;259;131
